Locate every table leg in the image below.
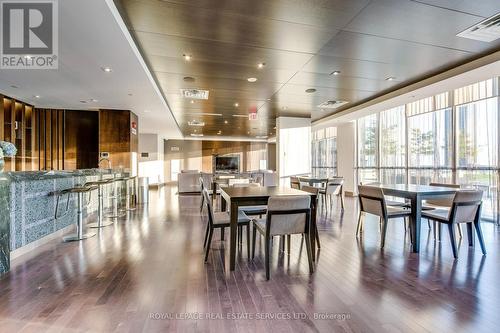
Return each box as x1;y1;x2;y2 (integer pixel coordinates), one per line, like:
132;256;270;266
310;196;317;261
229;201;238;271
409;195;422;253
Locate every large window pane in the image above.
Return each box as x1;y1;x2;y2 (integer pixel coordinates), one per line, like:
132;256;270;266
380;106;406;167
408;168;453;185
458;170;499;221
408;108;453;168
357;114;377;168
312;127;337;178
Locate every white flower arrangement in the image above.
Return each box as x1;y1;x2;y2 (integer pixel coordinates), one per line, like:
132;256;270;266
0;141;17;159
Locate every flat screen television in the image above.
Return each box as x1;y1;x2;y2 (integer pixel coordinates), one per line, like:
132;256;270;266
215;156;240;173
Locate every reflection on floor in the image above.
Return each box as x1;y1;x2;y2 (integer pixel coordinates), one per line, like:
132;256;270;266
0;184;499;332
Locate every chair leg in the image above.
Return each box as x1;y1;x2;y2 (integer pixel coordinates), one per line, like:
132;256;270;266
380;218;388;248
466;223;473;246
473;220;487;255
221;227;225;241
339;193;345;211
246;224;251;260
304;233;314;274
356;212;363;237
204;227;214;262
203;221;210;248
265;237;271;280
251;225;257;259
286;234;291;254
200;195;204;213
457;223;463;239
238;225;242;245
447;223;458;259
315;223;321;249
437;222;442;241
427;218;431;228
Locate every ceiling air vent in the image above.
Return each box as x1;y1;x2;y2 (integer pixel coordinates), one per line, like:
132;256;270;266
317;100;348;109
187;120;205;127
181;88;209;100
457;12;500;42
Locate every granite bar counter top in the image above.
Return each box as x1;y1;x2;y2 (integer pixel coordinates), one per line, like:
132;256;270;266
0;168;128;276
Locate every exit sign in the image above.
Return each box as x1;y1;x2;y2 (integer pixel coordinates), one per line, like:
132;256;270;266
248;112;258;120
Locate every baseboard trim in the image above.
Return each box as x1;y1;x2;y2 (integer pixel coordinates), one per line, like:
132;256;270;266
10;224;75;261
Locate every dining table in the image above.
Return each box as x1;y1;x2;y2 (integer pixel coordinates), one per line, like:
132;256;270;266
219;186;318;271
374;184;458;253
298;176;328;187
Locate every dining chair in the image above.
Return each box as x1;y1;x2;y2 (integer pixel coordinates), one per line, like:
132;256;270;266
251;195;313;280
231;183;267;218
297;176;310;189
359;182;410;208
356;185;412;248
319;177;344;212
300;185;321;248
425;182;462;239
290;176;301;189
202;188;251;262
422;190;486;259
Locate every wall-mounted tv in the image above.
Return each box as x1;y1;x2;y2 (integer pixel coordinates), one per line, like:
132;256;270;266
215;156;240;173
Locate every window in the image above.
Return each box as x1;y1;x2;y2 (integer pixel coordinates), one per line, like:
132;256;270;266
379;106;406;184
312;127;337;178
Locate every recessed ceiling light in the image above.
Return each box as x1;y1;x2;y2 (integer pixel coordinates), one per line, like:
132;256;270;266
183;76;195;82
90;98;98;102
257;62;265;69
190;133;203;137
330;70;341;76
190;100;195;104
80;100;87;104
34;95;40;98
224;120;228;124
247;77;257;82
234;102;239;107
10;85;18;89
183;54;192;61
266;98;271;101
217;131;222;135
247;131;250;134
305;88;316;93
128;93;133;96
101;67;112;73
282;106;288;110
386;76;396;81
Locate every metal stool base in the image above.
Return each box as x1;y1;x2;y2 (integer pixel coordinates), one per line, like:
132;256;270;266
87;221;115;228
63;232;96;242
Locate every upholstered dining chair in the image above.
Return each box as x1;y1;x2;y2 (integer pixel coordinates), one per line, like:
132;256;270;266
424;182;462;239
356;185;412;248
319;177;344;212
202;188;251;262
359;182;410;208
422;190;486;259
251;195;313;280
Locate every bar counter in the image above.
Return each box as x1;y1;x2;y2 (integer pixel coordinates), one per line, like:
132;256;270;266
0;169;127;275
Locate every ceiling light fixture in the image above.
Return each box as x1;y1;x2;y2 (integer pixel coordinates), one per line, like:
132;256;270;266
101;67;112;73
224;120;228;124
247;77;257;82
386;76;396;81
183;76;195;82
257;62;265;69
190;100;195;104
183;54;192;61
232;115;247;118
190;133;203;137
282;106;288;110
34;95;40;98
90;98;98;102
234;102;239;107
185;112;222;117
305;88;316;93
10;85;19;89
80;100;87;104
330;70;341;76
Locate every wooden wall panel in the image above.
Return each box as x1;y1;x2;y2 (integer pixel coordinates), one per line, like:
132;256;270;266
64;110;98;170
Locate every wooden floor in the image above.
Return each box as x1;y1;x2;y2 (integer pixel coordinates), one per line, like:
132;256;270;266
1;185;499;333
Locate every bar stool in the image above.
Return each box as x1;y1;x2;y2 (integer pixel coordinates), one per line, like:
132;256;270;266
106;177;126;219
122;176;137;211
54;185;98;242
85;179;114;228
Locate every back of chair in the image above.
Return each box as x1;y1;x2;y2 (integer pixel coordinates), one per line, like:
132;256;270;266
325;177;344;194
450;190;483;224
228;178;249;186
427;182;460;207
357;185;386;218
199;176;205;190
202;188;215;226
290;176;300;189
300;185;319;204
267;195;311;236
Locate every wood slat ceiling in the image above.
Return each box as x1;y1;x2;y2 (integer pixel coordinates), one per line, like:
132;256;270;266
117;0;500;137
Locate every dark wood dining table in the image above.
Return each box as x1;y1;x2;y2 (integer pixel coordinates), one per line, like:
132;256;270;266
219;186;318;271
374;184;458;253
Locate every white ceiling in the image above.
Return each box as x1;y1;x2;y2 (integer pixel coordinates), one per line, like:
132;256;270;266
0;0;182;139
